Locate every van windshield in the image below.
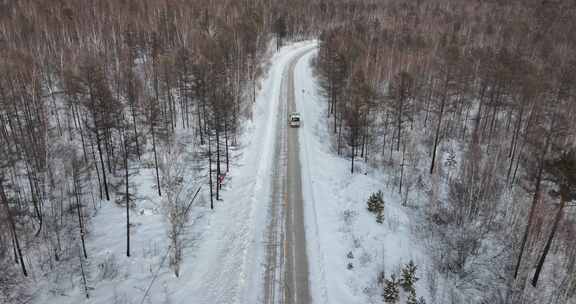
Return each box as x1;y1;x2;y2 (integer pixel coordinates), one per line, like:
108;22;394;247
291;117;300;121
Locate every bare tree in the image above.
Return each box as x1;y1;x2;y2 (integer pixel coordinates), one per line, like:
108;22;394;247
532;150;576;287
159;142;189;277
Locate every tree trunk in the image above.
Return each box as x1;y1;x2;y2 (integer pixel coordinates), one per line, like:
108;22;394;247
208;133;214;209
79;251;89;298
430;96;445;175
74;172;88;259
225;120;230;172
151;125;161;197
216;124;221;200
397;86;404;152
423;77;434;128
130;101;141;160
513;163;543;279
515;117;553;278
351;136;355;174
531;192;567;287
95;128;110;201
124;133;130;257
24;162;42;233
88;130;103;200
337;112;343;155
382;112;389;157
399;142;406;196
197;98;204;145
0;179;28;276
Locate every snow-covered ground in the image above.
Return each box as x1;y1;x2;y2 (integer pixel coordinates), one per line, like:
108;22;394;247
294;51;430;303
33;42;431;304
34;41;316;304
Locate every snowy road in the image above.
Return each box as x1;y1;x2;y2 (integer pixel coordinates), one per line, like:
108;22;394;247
264;46;314;304
284;48;312;304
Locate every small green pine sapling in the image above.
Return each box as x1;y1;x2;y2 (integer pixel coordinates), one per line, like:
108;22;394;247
400;260;419;293
367;190;385;224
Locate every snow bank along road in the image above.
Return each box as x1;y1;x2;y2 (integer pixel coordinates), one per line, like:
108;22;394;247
264;44;316;304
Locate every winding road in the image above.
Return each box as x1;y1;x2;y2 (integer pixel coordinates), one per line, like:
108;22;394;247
264;47;314;304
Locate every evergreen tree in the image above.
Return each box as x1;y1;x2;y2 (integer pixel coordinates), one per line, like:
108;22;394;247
367;191;385;223
376;212;385;224
383;274;400;303
407;291;418;304
401;260;419;293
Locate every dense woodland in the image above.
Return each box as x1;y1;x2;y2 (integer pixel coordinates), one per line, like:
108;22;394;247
314;0;576;303
0;0;304;301
0;0;575;303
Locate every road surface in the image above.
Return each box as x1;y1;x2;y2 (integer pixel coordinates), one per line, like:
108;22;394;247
264;47;313;304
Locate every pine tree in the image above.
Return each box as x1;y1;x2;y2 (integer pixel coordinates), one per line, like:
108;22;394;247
383;274;400;303
407;291;418;304
376;212;385;224
367;191;385;223
401;260;419;293
367;191;383;212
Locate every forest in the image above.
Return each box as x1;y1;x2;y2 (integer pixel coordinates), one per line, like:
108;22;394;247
314;0;576;303
0;0;290;301
0;0;575;303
